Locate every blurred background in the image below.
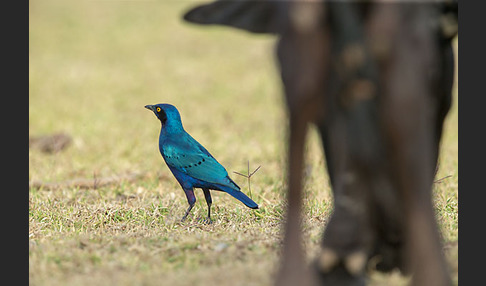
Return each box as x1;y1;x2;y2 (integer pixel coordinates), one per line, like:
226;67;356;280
29;1;458;285
29;0;286;181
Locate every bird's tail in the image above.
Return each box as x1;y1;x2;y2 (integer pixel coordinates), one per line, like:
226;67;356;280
219;185;258;209
228;189;259;209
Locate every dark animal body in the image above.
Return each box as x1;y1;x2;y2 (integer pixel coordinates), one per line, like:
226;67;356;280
145;104;258;223
183;1;457;285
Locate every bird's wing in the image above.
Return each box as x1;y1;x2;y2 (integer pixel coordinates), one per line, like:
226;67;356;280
161;140;234;188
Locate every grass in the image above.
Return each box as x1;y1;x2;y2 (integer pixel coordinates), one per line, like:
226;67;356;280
29;1;458;285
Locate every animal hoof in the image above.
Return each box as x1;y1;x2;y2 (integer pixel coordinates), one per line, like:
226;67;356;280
318;247;340;273
371;239;405;273
315;248;367;286
344;251;367;276
318;248;367;275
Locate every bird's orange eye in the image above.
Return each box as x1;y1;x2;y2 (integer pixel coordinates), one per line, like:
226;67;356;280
156;107;161;112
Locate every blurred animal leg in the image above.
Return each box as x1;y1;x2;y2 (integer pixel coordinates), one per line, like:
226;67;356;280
382;18;451;283
275;111;310;286
315;102;375;286
274;5;329;283
385;96;451;286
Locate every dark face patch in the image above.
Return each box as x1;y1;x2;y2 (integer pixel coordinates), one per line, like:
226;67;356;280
158;108;167;125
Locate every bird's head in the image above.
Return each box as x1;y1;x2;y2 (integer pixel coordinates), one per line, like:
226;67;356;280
145;103;184;132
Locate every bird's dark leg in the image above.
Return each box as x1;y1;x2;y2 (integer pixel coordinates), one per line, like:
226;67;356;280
202;188;213;224
181;189;196;222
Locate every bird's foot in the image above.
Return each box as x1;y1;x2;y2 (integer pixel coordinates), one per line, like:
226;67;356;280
180;215;189;223
198;217;213;225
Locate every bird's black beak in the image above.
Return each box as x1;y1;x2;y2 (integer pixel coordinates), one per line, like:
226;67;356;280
144;105;156;112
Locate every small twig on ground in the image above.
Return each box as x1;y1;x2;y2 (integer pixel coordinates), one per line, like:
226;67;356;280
233;161;261;199
434;175;453;184
93;171;98;190
433;162;453;184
